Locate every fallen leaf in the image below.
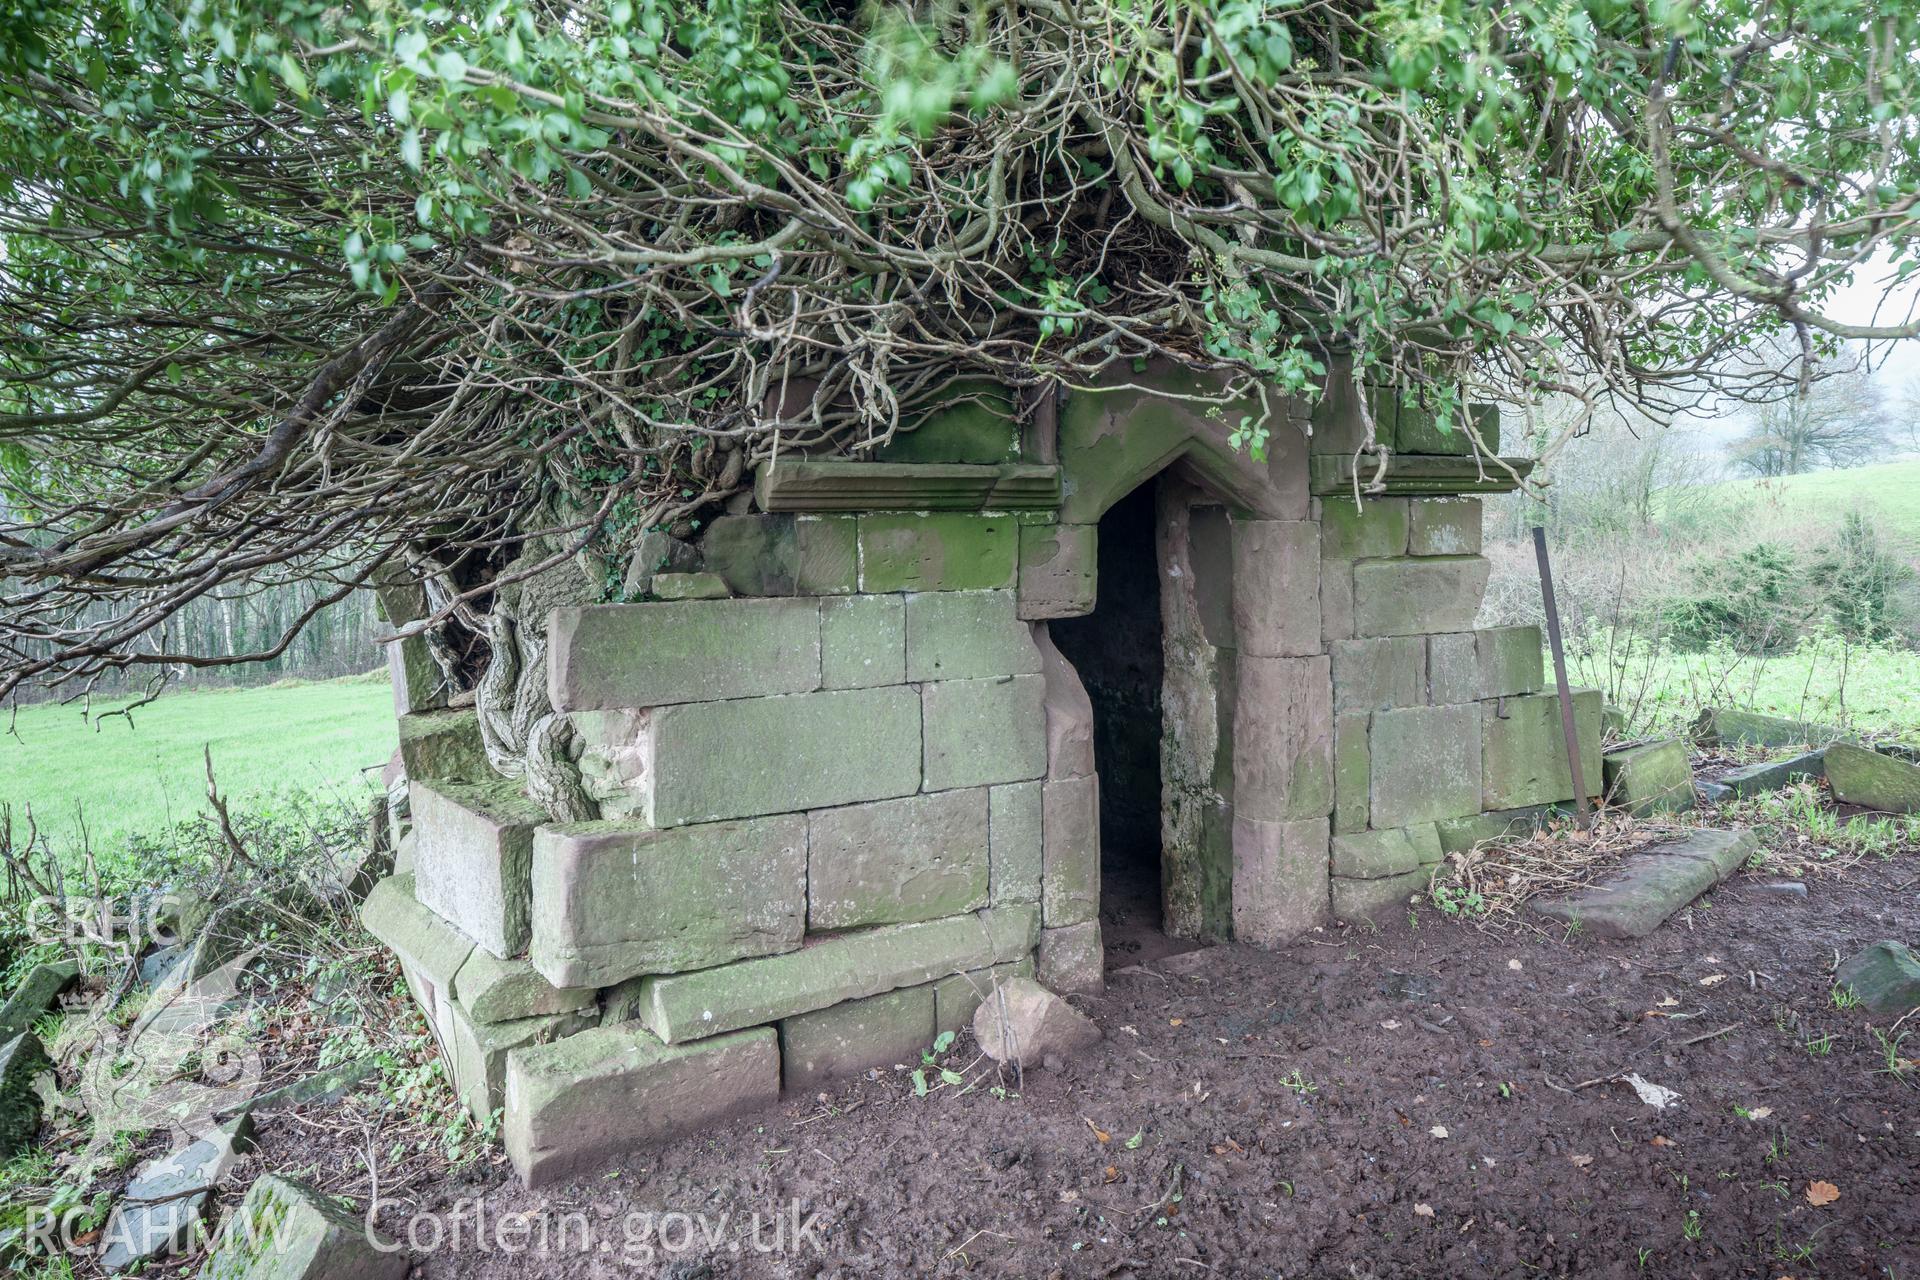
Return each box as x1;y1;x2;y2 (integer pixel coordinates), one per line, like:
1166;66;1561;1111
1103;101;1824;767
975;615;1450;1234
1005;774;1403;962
1085;1118;1111;1144
1414;1204;1435;1218
1430;1125;1449;1138
1806;1180;1840;1206
1125;1130;1145;1150
1570;1154;1594;1168
1657;996;1680;1008
1650;1136;1676;1148
1745;1106;1773;1120
1624;1073;1682;1109
1380;1019;1403;1030
1169;1018;1183;1026
1699;974;1729;987
1104;1165;1120;1184
1507;959;1523;971
1477;1038;1493;1047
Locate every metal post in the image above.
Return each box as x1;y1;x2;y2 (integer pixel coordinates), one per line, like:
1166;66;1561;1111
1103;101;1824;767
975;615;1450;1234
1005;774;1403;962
1532;526;1592;829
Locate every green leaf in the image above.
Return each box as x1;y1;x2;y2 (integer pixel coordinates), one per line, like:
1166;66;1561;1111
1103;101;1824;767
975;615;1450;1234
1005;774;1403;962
911;1069;928;1097
1125;1130;1145;1150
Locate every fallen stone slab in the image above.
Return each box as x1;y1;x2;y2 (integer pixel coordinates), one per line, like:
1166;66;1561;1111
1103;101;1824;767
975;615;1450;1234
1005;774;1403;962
1716;750;1825;797
1602;739;1694;816
971;977;1101;1069
0;960;78;1039
1690;707;1840;750
99;1117;253;1271
215;1057;381;1123
1531;827;1757;939
1695;781;1732;804
200;1173;407;1279
504;1023;779;1186
0;1032;50;1158
1824;743;1920;813
1834;942;1920;1015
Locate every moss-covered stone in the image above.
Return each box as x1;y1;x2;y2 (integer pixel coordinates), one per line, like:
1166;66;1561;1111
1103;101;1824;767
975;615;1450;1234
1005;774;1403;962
1602;739;1695;816
1368;704;1482;828
1352;556;1490;637
808;790;989;931
1825;743;1920;813
410;778;546;960
1331;824;1442;880
1017;522;1098;619
699;513;857;597
857;513;1017;592
921;674;1047;790
905;590;1041;681
820;594;905;689
1407;498;1482;556
396;708;489;784
1319;497;1408;560
548;598;823;710
1481;690;1604;810
201;1174;407;1279
779;985;936;1092
987;781;1043;906
871;387;1021;464
648;571;730;600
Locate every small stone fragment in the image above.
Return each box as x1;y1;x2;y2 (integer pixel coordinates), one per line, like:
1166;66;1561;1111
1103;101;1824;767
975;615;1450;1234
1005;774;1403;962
970;977;1101;1068
199;1173;408;1279
1834;941;1920;1015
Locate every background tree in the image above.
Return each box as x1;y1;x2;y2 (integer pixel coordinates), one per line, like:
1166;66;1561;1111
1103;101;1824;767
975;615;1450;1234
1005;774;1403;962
1728;344;1891;476
2;0;1919;711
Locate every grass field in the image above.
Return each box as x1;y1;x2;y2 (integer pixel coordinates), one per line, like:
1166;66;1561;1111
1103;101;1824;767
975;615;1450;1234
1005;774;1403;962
1697;458;1920;554
0;676;397;863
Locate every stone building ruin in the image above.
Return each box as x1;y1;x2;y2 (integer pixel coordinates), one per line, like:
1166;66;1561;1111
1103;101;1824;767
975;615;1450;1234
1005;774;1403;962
362;367;1601;1185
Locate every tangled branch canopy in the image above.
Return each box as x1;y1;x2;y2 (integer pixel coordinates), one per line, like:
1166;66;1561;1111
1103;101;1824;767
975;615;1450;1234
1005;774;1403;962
1;0;1916;698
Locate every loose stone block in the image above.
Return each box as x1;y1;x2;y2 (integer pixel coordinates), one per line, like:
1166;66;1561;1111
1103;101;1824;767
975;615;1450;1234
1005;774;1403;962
201;1174;407;1280
1473;625;1544;698
0;961;77;1041
530;815;807;988
1331;824;1443;880
634;906;1039;1042
1689;707;1841;750
972;976;1102;1067
921;674;1048;790
620;529;701;598
698;512;858;596
1233;655;1333;823
1531;828;1757;938
1481;690;1604;810
1331;867;1437;922
1319;497;1408;560
780;986;936;1092
1834;942;1920;1015
1407;498;1483;556
1369;704;1483;828
397;708;490;784
441;995;598;1122
454;948;597;1023
1331;636;1426;712
1332;714;1371;835
505;1024;779;1186
648;571;730;600
1231;816;1328;945
858;513;1017;592
1352;556;1491;637
410;779;545;960
1435;805;1556;854
1718;750;1825;797
1018;523;1098;619
1035;920;1104;995
905;590;1043;681
1825;742;1920;812
360;873;473;993
1426;632;1478;705
548;598;822;711
1038;626;1096;778
567;708;652;819
1041;775;1100;927
386;632;444;718
933;959;1035;1033
1602;739;1695;816
821;594;905;689
649;685;923;824
1230;519;1321;657
809;790;989;931
988;782;1043;905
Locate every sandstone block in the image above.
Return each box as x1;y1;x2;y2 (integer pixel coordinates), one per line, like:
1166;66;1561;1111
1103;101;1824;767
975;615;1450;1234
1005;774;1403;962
1477;625;1546;697
905;590;1043;681
1231;816;1328;945
1407;498;1482;556
1230;519;1321;657
988;782;1043;905
453;948;597;1023
505;1024;779;1186
699;513;857;596
437;991;597;1122
0;961;77;1041
410;779;545;959
921;675;1047;790
648;685;922;824
1834;942;1920;1015
1531;828;1757;938
1352;556;1490;636
1425;632;1478;705
1717;750;1825;796
1319;497;1408;560
648;571;730;600
1332;636;1425;712
620;529;701;598
780;986;935;1092
548;598;821;711
1369;705;1483;828
1041;775;1099;927
200;1174;407;1280
633;906;1039;1042
1320;557;1355;644
386;632;444;718
820;594;905;689
1017;523;1098;619
808;790;989;931
1825;742;1920;812
1232;655;1333;823
1435;805;1555;854
1332;714;1371;834
530;815;807;988
359;873;473;992
1481;690;1604;810
1037;626;1095;778
1331;823;1443;880
933;959;1035;1033
397;708;489;784
972;977;1101;1067
1331;867;1437;922
1035;921;1103;995
858;513;1017;592
1602;739;1695;816
0;1033;47;1159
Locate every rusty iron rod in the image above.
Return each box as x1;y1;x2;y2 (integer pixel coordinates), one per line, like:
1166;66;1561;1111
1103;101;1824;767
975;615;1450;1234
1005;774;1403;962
1532;526;1592;829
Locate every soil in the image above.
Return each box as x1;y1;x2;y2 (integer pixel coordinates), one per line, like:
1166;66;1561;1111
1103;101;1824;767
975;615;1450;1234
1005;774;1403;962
315;846;1920;1280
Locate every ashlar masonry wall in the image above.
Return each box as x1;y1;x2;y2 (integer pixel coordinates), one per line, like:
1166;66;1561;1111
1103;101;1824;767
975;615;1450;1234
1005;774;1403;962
363;365;1603;1187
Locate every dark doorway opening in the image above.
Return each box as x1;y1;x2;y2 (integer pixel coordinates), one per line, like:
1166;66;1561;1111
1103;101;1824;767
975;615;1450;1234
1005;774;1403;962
1049;480;1166;958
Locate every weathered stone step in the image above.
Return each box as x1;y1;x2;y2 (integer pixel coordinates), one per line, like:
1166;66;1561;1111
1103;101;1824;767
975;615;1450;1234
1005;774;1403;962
1531;827;1757;939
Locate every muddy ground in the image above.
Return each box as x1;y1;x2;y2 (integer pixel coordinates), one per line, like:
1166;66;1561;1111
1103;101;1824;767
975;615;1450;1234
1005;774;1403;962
260;838;1917;1280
